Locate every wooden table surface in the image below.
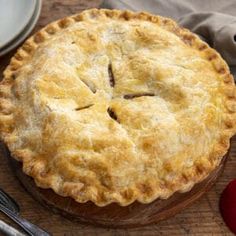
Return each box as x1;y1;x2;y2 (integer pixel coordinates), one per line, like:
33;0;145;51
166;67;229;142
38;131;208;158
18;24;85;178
0;0;235;235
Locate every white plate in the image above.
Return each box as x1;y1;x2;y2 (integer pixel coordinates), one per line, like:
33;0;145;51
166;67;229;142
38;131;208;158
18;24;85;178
0;0;37;49
0;0;42;57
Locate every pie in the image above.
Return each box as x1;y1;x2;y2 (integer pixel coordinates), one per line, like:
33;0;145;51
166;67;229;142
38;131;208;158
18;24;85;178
0;9;236;207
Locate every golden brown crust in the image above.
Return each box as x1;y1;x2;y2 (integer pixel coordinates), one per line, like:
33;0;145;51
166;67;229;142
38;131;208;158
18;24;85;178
0;9;236;206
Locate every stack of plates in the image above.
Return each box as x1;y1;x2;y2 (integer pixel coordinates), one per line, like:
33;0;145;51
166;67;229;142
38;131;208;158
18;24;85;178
0;0;42;57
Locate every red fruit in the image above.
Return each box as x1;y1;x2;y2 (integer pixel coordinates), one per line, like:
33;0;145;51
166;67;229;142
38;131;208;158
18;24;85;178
220;179;236;234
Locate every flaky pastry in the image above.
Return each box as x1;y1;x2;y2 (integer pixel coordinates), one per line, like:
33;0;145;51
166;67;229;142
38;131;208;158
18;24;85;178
0;9;236;206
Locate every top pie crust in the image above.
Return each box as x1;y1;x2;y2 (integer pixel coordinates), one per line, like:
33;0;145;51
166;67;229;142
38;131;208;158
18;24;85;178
0;9;236;206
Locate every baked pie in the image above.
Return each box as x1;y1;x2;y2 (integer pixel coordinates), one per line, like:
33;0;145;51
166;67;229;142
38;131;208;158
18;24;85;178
0;9;236;206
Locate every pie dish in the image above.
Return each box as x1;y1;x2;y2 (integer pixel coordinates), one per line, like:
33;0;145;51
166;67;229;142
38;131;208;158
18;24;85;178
0;9;236;207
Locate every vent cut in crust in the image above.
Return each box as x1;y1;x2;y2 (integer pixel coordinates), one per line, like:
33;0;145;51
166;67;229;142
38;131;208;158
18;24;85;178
0;9;236;206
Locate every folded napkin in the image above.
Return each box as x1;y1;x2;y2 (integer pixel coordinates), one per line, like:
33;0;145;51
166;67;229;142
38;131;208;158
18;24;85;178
102;0;236;69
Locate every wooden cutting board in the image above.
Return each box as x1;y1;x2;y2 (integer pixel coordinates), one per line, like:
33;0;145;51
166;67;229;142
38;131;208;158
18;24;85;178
0;0;235;235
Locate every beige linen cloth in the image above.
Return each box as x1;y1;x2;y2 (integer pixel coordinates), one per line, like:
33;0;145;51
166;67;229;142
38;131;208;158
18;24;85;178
102;0;236;72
